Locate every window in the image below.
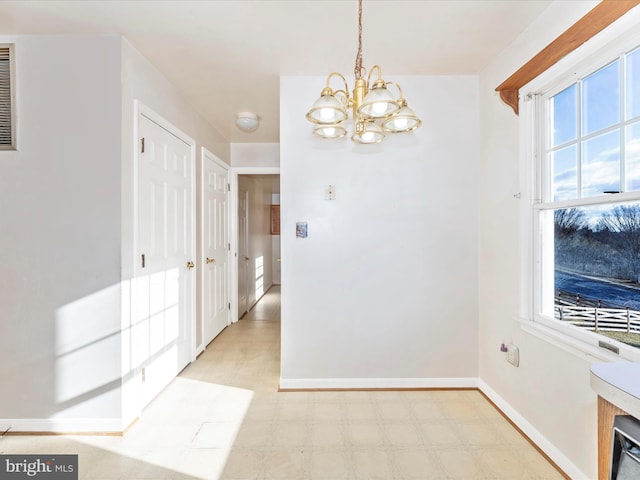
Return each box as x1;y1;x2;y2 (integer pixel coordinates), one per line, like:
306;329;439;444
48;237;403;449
530;38;640;356
0;44;15;150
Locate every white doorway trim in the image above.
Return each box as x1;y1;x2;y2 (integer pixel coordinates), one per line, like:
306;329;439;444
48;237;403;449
229;167;280;325
237;188;249;318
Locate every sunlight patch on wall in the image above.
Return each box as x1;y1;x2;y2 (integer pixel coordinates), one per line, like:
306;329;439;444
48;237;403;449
54;284;121;409
255;256;264;299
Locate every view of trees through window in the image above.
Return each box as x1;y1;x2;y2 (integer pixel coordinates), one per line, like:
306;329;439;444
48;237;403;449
554;205;640;348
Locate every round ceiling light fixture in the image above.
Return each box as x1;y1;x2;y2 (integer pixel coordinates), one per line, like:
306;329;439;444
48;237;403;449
236;112;259;132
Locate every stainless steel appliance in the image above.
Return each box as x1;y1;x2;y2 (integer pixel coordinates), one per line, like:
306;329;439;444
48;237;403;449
611;415;640;479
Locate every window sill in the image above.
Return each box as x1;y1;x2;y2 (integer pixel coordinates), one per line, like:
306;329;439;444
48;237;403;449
514;316;640;363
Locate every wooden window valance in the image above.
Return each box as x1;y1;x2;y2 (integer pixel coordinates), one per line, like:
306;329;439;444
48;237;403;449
496;0;640;115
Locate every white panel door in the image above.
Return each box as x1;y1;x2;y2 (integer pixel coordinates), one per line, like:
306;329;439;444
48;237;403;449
202;151;230;345
137;112;194;407
272;235;281;285
238;189;249;318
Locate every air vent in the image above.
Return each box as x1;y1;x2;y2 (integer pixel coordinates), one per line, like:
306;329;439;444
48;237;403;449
0;45;15;149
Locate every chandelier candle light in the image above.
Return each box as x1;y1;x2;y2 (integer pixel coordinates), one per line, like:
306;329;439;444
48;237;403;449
305;0;421;144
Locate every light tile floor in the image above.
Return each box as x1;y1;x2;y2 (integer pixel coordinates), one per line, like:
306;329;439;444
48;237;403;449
0;286;565;479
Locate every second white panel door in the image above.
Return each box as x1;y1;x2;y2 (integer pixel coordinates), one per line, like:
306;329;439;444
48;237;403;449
202;150;230;346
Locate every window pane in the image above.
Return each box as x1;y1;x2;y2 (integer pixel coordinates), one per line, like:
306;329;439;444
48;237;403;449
582;60;620;135
627;47;640;120
553;203;640;349
551;84;577;146
552;145;577;201
627;122;640;191
582;130;620;197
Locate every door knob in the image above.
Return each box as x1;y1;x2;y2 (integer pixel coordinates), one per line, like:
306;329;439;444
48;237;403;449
186;261;195;270
244;256;250;261
206;257;216;264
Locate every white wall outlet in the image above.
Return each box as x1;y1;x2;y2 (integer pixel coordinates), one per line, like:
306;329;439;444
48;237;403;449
506;344;519;367
325;185;336;200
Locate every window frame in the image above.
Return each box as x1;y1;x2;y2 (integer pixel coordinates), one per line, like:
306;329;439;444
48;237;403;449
0;43;16;151
520;16;640;362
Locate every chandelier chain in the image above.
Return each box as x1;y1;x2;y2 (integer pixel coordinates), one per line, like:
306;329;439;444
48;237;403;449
354;0;364;79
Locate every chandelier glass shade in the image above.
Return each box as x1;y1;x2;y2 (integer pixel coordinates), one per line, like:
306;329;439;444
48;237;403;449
313;123;348;139
352;121;384;144
305;88;348;124
305;0;421;144
357;81;398;119
382;100;421;133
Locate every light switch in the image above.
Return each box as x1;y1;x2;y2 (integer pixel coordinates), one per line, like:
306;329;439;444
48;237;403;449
325;185;336;200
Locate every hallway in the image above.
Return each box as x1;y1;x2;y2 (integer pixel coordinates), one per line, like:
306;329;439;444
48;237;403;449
0;286;563;479
183;286;282;394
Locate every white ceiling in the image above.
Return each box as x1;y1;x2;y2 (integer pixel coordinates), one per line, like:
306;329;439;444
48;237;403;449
0;0;553;143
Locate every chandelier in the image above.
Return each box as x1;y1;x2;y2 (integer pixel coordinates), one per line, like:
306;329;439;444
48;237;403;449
305;0;421;144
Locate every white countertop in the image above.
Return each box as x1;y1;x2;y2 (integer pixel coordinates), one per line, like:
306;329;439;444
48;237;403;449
590;363;640;419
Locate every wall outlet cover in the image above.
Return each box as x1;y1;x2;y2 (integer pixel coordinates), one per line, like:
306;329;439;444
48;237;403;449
506;344;519;367
325;185;336;200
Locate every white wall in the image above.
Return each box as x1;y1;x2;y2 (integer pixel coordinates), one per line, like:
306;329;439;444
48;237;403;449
280;75;480;387
477;2;604;478
238;175;274;309
231;143;279;168
0;35;123;429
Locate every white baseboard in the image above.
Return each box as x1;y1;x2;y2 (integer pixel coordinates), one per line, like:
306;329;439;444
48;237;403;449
0;418;124;434
279;377;479;390
478;379;589;480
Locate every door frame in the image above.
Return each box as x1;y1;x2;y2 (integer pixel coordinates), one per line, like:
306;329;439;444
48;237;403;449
132;100;197;397
237;188;249;319
198;148;231;355
229;167;280;325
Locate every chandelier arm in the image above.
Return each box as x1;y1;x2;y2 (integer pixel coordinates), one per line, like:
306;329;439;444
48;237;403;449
326;72;350;98
367;65;383;84
385;81;404;100
333;89;351;107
